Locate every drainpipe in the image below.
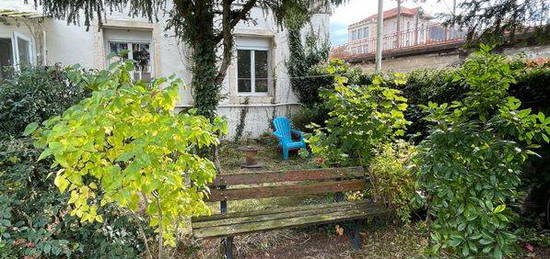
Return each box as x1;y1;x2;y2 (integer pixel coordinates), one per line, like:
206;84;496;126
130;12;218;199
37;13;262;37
42;30;47;66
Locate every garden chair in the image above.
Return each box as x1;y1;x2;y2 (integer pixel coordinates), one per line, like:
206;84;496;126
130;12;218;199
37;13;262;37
272;117;306;160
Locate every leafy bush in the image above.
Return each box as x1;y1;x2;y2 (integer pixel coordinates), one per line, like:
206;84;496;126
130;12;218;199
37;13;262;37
291;104;329;132
307;75;409;167
368;140;419;223
31;60;227;257
416;46;550;258
391;68;467;140
0;66;89;139
291;60;373;132
0;65;147;258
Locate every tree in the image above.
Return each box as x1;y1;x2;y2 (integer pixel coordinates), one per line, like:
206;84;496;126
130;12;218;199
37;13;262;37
35;0;345;119
29;60;228;258
417;46;550;258
446;0;550;44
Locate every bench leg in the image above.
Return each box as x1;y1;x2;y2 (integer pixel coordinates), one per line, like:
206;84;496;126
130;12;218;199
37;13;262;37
222;236;234;259
351;220;362;250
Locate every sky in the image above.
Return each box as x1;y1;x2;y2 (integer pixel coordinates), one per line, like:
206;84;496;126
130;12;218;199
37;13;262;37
330;0;457;46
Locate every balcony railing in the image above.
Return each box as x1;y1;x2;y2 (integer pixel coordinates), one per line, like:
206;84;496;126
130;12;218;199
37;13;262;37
333;24;466;59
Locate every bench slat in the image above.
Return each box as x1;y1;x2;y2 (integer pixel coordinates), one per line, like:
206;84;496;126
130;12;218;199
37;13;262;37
192;200;376;228
206;180;366;202
211;167;364;186
193;204;387;238
193;200;372;222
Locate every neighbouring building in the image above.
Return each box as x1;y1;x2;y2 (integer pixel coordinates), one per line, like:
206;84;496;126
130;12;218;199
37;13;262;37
333;6;463;58
0;0;331;139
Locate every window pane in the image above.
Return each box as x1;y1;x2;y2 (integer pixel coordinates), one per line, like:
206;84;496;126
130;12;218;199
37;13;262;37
238;50;251;92
255;50;268;92
132;43;150;72
109;42;129;59
0;38;12;79
17;38;30;65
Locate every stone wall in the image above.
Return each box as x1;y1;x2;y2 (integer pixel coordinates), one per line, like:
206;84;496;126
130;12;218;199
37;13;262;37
354;44;550;73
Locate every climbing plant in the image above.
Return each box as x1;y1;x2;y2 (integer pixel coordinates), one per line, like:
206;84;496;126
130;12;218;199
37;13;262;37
27;60;227;258
416;45;550;258
286;21;330;106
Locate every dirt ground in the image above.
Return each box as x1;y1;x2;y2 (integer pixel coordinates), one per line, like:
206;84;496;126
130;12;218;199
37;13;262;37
194;221;429;259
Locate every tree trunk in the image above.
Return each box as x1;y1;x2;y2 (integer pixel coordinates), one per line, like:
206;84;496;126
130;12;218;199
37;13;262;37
190;1;219;119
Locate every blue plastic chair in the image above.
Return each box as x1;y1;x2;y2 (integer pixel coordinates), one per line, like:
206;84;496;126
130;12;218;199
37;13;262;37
272;117;306;160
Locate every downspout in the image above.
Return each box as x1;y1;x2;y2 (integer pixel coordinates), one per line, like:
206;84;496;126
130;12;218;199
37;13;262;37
42;30;47;66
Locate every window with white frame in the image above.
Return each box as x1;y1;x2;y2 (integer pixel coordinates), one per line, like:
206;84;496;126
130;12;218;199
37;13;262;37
108;41;152;82
104;28;153;82
237;49;269;94
0;32;33;79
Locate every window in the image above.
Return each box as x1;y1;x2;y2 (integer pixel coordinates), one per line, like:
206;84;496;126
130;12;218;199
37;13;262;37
108;41;152;82
0;32;33;76
237;49;269;94
363;27;369;39
0;38;13;67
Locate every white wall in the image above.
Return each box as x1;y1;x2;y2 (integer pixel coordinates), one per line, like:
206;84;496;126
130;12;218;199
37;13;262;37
0;0;330;139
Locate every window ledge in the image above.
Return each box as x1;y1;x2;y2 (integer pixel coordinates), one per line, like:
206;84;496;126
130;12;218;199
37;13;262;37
228;95;273;104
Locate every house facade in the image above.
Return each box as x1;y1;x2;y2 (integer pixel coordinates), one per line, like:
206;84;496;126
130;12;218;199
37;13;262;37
0;0;330;139
347;7;433;54
341;7;462;57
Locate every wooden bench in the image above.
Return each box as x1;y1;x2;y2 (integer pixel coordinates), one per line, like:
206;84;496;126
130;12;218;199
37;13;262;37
191;167;388;258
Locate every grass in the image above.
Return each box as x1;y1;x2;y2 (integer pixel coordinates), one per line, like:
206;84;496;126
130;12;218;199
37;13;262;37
218;134;319;174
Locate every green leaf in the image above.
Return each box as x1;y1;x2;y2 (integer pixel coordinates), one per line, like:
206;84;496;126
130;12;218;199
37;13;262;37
493;247;503;259
493;204;506;214
23;122;39;136
449;238;462;247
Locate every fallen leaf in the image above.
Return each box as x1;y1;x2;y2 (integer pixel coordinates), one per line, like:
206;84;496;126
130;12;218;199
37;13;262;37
336;225;344;236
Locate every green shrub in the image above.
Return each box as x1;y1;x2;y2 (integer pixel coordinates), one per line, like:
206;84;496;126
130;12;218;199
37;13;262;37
291;60;370;132
392;68;466;140
0;135;147;258
0;65;149;258
291;104;329;132
307;74;409;167
368;140;419;223
31;60;226;256
0;66;89;139
416;46;550;258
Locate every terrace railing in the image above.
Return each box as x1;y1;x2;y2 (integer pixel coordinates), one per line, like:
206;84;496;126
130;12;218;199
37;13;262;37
333;24;466;59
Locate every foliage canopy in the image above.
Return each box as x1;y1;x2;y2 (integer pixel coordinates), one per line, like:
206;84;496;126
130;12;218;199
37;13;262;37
417;45;550;258
0;66;146;258
30;60;227;247
307;73;409;167
448;0;549;45
0;66;89;139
